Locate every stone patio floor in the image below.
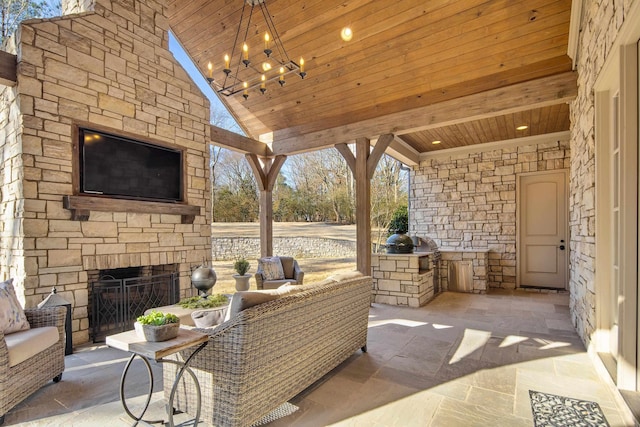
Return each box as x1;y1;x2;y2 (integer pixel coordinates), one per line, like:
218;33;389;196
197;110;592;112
6;290;637;426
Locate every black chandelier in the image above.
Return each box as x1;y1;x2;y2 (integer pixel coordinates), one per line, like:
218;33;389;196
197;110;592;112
206;0;306;99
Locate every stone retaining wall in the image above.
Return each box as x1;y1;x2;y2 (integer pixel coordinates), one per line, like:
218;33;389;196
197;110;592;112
212;237;356;260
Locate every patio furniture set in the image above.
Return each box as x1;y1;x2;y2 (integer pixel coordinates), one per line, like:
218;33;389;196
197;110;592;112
1;257;372;427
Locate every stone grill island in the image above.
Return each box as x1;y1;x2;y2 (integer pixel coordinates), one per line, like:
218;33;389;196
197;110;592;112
371;248;489;307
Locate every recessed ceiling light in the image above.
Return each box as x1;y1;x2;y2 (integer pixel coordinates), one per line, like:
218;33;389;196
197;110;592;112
432;140;441;145
516;125;528;131
341;27;353;42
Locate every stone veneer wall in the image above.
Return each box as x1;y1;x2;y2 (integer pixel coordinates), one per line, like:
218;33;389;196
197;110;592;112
410;137;570;288
568;0;637;346
0;0;211;344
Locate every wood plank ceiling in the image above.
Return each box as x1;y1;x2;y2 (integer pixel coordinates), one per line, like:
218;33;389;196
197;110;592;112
167;0;574;158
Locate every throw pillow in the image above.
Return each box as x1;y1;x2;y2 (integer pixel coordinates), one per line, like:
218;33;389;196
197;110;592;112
0;279;31;334
223;291;279;322
273;282;300;296
258;257;285;280
191;306;227;328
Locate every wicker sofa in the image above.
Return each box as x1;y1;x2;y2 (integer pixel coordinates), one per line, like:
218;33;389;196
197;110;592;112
164;273;372;427
0;306;66;425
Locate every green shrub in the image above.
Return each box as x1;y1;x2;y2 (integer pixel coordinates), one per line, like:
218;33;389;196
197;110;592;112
387;204;409;235
177;294;229;309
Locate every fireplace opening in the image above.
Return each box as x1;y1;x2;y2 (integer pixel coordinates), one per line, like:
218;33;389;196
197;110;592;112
89;264;180;342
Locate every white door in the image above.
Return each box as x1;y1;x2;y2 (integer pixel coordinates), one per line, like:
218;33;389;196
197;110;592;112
518;170;568;289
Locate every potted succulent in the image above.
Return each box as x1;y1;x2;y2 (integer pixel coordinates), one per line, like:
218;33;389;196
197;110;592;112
233;257;251;291
134;310;180;342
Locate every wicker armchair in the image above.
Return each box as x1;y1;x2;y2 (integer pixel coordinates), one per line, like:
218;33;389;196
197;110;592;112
255;256;304;289
0;306;66;425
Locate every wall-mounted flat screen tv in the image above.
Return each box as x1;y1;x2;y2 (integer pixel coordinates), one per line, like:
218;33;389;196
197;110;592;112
79;128;183;202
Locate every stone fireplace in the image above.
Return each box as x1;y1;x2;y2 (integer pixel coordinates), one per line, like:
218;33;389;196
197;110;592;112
0;0;212;345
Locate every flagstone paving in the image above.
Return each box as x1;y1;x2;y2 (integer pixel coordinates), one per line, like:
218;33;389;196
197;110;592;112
6;290;636;426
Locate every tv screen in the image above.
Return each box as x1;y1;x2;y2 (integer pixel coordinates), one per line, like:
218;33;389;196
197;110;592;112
79;128;183;202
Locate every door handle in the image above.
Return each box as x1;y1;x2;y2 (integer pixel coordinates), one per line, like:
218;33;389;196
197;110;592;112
559;245;565;250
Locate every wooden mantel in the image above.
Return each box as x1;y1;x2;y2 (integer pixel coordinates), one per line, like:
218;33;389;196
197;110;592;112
63;195;200;223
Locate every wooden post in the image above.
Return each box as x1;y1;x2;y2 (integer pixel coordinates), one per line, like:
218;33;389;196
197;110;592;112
259;190;273;257
355;138;371;275
337;134;393;275
246;154;287;257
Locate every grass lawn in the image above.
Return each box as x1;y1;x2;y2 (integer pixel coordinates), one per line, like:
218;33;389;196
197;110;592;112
205;257;356;295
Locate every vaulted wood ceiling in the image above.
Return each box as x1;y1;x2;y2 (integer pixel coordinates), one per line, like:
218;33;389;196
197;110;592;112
167;0;575;162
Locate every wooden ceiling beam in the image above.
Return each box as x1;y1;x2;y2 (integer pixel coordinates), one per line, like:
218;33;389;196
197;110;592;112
210;125;272;157
272;71;577;155
335;143;355;175
367;134;393;179
387;136;420;166
0;51;17;86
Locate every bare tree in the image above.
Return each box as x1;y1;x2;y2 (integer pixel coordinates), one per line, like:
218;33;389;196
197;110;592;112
371;155;408;248
1;0;60;47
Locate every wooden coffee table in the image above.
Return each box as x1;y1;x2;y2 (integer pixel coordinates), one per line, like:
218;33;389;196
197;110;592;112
106;328;208;427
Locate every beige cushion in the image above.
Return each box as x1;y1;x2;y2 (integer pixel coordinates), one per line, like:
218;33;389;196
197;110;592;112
327;271;363;282
191;306;228;328
258;257;285;280
224;291;279;322
262;282;300;297
4;326;59;367
0;279;30;335
261;279;295;289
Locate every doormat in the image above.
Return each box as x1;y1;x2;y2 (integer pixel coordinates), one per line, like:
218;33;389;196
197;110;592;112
251;402;299;426
529;390;610;427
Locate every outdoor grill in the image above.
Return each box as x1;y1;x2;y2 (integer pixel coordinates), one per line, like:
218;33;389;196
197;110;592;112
413;236;441;293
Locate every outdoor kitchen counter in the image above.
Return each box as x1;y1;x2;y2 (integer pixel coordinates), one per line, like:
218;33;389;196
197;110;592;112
371;252;436;307
437;249;489;293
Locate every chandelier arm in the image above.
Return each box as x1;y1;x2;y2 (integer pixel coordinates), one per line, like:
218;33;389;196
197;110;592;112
260;1;291;63
222;1;249;90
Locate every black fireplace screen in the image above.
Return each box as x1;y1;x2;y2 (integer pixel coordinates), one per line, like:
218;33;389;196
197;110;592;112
90;272;179;342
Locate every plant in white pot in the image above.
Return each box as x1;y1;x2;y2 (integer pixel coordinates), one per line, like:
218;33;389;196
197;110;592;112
233;257;251;291
134;311;180;342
